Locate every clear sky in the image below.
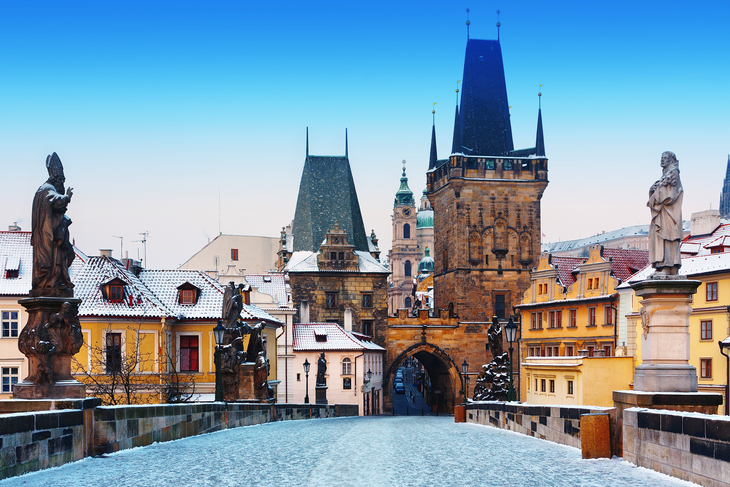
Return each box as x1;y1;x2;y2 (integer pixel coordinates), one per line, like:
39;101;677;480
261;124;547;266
1;1;728;269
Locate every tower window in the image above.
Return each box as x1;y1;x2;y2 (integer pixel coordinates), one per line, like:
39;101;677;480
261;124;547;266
404;260;412;277
494;294;506;320
403;223;411;239
405;297;412;309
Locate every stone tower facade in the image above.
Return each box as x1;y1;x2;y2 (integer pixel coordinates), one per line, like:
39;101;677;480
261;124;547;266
427;38;548;323
388;165;419;314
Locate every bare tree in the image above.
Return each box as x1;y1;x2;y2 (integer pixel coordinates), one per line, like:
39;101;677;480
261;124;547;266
73;324;159;405
159;344;197;403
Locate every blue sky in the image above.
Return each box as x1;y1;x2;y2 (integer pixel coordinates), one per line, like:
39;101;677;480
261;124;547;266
1;1;728;268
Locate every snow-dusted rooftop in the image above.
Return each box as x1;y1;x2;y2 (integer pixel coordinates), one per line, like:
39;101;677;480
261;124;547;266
293;323;384;352
285;251;389;274
245;273;289;307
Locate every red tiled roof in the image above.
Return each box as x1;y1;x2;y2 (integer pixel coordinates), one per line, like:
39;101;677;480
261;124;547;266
550;256;583;286
602;248;649;282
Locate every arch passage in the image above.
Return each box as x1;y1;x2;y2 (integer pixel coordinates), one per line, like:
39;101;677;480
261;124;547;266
383;343;462;415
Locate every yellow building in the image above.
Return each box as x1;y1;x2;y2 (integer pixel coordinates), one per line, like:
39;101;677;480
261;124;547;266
71;254;282;404
517;245;647;405
623;212;730;413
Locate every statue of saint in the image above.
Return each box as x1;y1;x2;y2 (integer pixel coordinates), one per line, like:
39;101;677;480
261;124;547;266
31;153;75;297
316;351;327;386
648;151;683;276
222;281;242;329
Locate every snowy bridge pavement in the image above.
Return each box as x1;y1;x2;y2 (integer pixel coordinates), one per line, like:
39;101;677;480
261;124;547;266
1;416;698;487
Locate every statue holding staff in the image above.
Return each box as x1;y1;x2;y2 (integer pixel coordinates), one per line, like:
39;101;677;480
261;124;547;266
648;151;683;276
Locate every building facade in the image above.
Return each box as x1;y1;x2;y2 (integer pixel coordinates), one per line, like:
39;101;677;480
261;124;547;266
388;165;419;314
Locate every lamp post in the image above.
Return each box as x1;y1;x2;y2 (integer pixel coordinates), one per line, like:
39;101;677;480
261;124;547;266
719;340;730;415
366;369;373;383
504;317;518;402
213;320;226;402
303;358;310;404
461;359;469;404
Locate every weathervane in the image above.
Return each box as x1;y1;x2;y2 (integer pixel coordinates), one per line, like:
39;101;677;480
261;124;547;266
402;159;406;174
466;8;471;39
456;80;461;105
432;102;437;124
496;10;501;41
538;84;544;109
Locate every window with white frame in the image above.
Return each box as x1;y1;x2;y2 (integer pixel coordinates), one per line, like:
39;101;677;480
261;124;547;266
1;311;19;338
342;357;352;375
179;335;200;372
1;366;19;393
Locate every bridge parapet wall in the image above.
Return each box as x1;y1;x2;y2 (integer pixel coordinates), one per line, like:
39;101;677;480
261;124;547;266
623;407;730;486
0;402;358;480
465;402;616;452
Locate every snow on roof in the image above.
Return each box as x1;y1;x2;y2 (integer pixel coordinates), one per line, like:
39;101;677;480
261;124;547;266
246;273;289;307
285;251;389;273
624;253;730;286
241;302;283;325
293;323;385;352
681;223;730;257
138;269;225;320
0;231;85;296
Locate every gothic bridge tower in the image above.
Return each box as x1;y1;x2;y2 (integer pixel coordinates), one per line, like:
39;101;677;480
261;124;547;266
427;38;549;324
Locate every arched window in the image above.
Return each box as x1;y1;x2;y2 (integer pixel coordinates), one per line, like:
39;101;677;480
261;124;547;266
403;223;411;239
404;260;412;277
405;297;412;309
342;358;352;375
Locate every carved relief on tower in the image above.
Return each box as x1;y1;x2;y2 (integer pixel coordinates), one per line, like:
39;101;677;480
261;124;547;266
519;232;533;267
469;230;481;265
482;228;493;266
493;216;507;255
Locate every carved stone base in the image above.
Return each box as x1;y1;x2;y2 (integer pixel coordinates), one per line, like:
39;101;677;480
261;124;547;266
222;363;256;402
633;364;698;392
315;385;328;405
12;380;86;400
630;278;701;393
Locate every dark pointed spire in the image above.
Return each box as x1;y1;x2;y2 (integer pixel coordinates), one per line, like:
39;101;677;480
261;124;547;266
429;112;438;170
345;128;348;158
451;82;461;154
306;127;309;157
721;155;730;219
535;91;545;157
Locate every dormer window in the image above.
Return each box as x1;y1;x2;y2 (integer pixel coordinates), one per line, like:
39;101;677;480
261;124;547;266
338;252;344;260
5;270;18;279
5;256;20;279
110;285;124;302
102;278;127;303
177;282;201;305
315;331;327;342
330;252;337;260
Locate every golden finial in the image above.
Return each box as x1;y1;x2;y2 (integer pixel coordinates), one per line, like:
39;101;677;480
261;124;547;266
402;159;406;173
538;84;544;109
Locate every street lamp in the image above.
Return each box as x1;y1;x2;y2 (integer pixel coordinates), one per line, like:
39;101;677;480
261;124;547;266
366;369;373;383
461;359;469;404
719;340;730;415
303;358;310;404
213;320;226;402
504;317;518;402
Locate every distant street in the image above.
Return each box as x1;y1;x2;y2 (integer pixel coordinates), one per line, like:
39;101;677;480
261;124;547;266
392;366;435;416
1;416;694;487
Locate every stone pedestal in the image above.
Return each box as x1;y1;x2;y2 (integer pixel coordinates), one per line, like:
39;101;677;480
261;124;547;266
223;363;256;402
630;278;701;392
315;385;328;405
14;297;85;400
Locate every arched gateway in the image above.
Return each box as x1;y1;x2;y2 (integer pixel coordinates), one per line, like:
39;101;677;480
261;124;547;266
383;341;463;414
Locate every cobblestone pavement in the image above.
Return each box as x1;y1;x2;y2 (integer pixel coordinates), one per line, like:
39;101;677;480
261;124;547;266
1;415;698;487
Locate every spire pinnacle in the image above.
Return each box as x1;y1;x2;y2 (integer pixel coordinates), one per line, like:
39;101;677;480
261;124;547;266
535;89;545;157
306;127;309;157
432;102;437;124
466;8;470;40
452;83;462;154
345;128;348;158
496;10;501;42
429;116;438;170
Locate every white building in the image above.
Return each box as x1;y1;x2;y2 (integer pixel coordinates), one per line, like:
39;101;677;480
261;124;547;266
292;323;385;415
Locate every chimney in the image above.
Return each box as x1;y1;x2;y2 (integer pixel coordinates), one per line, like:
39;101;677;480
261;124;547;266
300;300;309;324
100;249;113;258
691;210;721;236
8;222;20;232
344;308;353;332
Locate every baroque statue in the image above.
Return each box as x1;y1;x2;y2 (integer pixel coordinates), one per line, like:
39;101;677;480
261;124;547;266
316;351;327;386
648;151;683;276
473;316;509;401
15;153;86;399
31;153;75;297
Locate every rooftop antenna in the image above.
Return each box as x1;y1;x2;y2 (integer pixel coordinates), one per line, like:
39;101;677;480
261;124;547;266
496;10;501;42
218;187;221;236
133;231;149;267
432;102;437;124
112;236;123;258
466;8;471;39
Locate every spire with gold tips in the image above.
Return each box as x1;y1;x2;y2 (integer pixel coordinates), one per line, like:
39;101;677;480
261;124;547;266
535;86;545;157
429;105;438;169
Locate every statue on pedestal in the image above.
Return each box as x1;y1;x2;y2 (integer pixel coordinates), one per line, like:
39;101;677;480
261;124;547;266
316;352;327;386
15;154;85;399
648;151;683;276
473;316;509;401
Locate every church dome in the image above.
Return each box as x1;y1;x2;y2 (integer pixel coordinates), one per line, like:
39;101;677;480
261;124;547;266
418;247;434;274
417;209;434;229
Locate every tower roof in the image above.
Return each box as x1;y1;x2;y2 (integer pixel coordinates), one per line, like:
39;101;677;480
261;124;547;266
454;39;513;157
428;123;438;170
720;155;730;219
291;150;368;253
535;108;545;157
394;165;414;208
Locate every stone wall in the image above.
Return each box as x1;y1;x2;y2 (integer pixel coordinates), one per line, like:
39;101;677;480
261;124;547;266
0;409;85;479
623;407;730;486
465;402;616;451
1;402;358;480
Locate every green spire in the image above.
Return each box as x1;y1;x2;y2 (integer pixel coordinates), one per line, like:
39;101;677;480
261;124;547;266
394;160;414;208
